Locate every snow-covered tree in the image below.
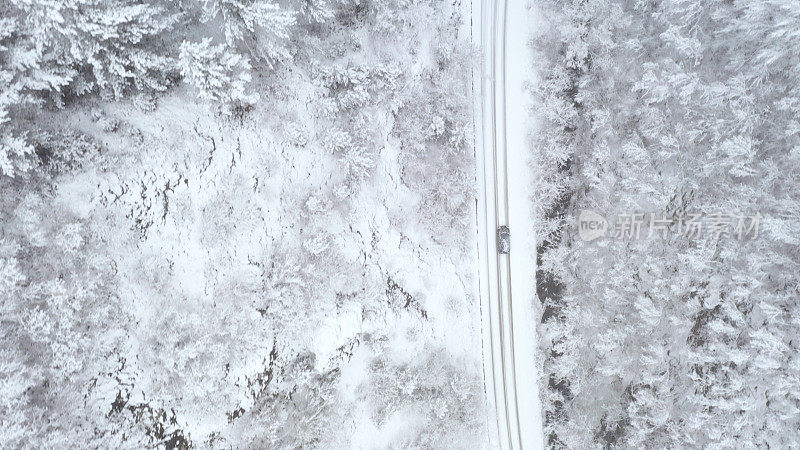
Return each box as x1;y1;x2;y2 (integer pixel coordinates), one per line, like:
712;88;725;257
199;0;296;64
6;0;180;100
0;0;182;177
293;0;334;24
179;38;259;112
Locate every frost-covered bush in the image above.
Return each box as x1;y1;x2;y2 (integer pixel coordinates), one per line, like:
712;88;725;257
393;34;475;247
0;134;33;178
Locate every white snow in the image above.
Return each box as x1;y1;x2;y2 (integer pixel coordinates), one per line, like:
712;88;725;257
506;0;546;447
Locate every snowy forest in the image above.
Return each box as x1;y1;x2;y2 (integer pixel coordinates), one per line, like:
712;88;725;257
0;0;488;447
533;0;800;448
4;0;800;447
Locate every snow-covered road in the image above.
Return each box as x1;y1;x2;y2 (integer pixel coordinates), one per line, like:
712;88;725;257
473;0;545;448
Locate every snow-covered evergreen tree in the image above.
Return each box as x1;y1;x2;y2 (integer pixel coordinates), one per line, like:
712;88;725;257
6;0;180;100
179;38;259;112
199;0;296;64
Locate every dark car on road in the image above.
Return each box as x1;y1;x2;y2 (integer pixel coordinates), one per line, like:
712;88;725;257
497;226;510;254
